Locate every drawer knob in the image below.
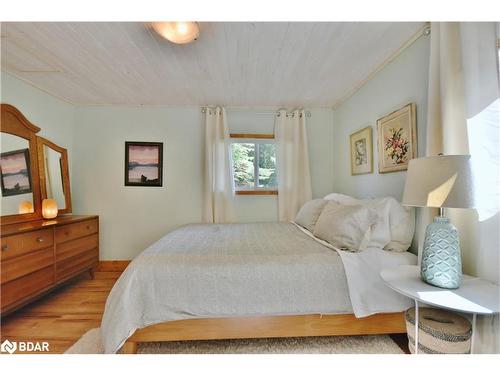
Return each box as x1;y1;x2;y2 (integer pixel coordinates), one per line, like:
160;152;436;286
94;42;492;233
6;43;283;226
65;231;70;235
2;245;8;251
86;225;91;230
36;237;44;243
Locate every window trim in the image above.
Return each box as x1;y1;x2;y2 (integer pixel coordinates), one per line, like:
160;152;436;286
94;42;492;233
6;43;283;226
235;190;278;196
229;134;278;195
230;133;274;139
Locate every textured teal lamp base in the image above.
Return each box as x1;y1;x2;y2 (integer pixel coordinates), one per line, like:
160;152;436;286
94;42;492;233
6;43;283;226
421;216;462;289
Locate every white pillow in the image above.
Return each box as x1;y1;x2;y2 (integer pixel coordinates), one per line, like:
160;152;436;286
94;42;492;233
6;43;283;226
313;201;377;252
294;199;328;233
324;193;415;252
323;193;359;204
324;193;391;249
383;198;415;252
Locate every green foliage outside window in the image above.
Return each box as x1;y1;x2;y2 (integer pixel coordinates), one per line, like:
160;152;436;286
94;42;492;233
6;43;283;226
258;143;277;187
232;143;255;188
231;142;277;189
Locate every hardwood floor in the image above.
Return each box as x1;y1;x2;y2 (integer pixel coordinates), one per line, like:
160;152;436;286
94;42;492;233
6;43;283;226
0;270;121;354
1;266;409;354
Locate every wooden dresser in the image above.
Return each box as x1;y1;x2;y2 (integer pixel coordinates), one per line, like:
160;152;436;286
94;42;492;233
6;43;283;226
0;215;99;315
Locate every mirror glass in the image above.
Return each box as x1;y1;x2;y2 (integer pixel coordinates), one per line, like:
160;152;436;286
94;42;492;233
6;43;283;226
0;133;35;216
42;145;66;210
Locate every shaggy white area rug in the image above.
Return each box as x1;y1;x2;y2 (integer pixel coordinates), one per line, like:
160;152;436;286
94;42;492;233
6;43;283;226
65;328;404;354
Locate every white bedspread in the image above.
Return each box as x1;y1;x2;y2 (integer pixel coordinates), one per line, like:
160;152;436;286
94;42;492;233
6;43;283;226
101;222;416;353
101;223;352;353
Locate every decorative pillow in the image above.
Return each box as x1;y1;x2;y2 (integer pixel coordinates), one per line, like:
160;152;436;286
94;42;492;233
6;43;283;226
294;199;328;233
313;201;377;251
324;193;415;252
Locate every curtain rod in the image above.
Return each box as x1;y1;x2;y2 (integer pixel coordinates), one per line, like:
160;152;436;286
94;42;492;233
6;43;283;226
201;107;311;117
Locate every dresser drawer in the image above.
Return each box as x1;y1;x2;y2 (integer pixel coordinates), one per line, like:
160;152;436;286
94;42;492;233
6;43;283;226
55;219;98;244
56;234;98;262
1;266;54;309
1;228;54;261
56;248;98;282
1;247;54;285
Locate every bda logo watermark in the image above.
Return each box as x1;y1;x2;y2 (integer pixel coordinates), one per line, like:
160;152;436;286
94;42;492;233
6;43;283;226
1;339;17;354
1;339;50;354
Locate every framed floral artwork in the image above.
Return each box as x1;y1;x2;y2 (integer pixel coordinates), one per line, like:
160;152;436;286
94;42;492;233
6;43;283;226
377;103;417;173
349;126;373;175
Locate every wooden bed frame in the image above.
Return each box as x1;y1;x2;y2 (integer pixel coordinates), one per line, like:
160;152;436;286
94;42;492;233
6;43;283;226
122;312;406;354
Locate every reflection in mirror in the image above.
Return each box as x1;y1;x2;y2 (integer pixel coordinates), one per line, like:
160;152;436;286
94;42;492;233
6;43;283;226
0;133;35;215
42;145;66;210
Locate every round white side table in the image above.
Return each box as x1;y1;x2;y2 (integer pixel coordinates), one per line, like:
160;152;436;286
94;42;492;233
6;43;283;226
380;265;500;354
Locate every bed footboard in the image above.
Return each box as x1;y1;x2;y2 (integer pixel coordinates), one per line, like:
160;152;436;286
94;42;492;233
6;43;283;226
121;312;406;354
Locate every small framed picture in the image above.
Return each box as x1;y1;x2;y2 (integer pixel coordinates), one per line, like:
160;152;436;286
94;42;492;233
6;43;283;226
0;148;33;196
125;142;163;187
349;126;373;175
377;103;417;173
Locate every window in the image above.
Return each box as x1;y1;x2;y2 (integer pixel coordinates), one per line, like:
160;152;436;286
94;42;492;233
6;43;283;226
230;134;278;195
464;41;500;221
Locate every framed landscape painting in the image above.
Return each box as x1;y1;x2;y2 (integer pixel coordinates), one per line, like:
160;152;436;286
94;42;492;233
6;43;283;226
125;142;163;186
377;103;417;173
0;148;33;196
349;126;373;175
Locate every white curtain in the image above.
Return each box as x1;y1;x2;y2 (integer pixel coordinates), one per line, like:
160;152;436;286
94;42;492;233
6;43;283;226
202;107;235;223
423;22;500;353
275;109;312;221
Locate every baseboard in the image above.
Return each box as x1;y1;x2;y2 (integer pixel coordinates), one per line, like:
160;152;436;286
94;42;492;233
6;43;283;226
97;260;131;272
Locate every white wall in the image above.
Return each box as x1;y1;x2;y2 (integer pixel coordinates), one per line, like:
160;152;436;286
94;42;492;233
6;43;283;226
72;106;335;259
0;72;75;169
72;106;204;260
332;35;431;200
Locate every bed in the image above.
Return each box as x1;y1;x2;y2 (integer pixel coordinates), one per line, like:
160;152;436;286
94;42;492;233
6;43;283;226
100;221;416;353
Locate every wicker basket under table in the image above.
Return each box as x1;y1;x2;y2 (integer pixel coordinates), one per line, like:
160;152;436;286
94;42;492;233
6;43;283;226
405;307;472;354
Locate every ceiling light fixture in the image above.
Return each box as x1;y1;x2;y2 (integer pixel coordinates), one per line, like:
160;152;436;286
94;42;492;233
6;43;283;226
151;22;199;44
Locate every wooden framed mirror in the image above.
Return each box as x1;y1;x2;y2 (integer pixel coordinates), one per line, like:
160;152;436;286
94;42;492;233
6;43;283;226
0;104;43;224
37;137;72;214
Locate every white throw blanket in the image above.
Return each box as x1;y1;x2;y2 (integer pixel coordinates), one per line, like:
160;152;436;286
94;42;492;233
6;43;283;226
336;248;416;317
293;223;417;317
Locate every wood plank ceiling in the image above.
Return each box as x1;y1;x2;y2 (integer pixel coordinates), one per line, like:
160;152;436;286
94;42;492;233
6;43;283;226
0;22;424;107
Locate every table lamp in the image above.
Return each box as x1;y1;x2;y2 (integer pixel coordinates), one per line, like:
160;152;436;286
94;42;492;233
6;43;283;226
402;155;475;289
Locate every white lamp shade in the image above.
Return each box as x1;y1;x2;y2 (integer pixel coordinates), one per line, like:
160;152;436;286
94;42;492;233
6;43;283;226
152;22;199;44
402;155;475;209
